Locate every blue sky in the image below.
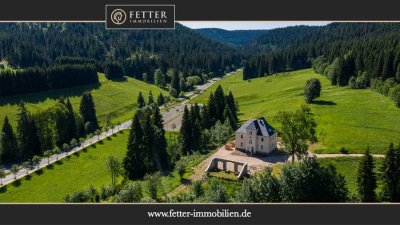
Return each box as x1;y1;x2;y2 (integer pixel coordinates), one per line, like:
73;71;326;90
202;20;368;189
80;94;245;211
179;21;331;30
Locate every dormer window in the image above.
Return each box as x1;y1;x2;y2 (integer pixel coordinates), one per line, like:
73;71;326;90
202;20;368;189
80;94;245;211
261;138;264;141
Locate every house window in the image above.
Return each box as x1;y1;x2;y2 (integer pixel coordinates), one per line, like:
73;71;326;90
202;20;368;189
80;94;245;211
261;145;263;150
261;138;264;141
241;142;243;147
241;134;243;139
250;131;252;135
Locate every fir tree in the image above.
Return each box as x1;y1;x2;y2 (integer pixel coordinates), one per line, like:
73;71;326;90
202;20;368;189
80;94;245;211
357;148;377;202
214;85;226;121
152;106;168;169
148;91;155;105
79;92;98;134
64;98;77;139
179;106;192;154
137;91;146;108
16;103;41;160
157;93;165;106
171;70;180;95
380;143;400;202
0;116;19;163
124;112;146;180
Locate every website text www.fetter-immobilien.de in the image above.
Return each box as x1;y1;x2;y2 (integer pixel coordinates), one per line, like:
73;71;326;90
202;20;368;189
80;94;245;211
148;208;252;218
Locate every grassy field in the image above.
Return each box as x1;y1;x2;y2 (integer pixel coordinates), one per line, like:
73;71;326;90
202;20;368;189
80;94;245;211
0;131;129;202
191;69;400;154
0;130;210;202
318;157;384;196
0;73;168;128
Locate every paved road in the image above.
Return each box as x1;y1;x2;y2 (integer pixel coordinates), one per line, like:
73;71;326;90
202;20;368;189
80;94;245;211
0;69;240;187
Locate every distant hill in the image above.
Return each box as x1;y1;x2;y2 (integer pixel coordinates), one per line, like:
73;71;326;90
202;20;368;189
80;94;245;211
195;28;269;46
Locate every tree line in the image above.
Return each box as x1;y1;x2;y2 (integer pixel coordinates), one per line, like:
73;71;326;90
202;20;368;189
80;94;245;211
0;64;98;97
0;92;99;164
0;23;241;89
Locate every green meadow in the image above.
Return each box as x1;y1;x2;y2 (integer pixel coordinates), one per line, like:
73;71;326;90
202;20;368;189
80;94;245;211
0;131;209;202
0;131;129;202
191;69;400;154
318;157;384;196
0;73;168;128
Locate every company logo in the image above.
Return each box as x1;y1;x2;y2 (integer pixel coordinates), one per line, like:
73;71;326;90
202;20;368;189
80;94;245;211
106;5;175;29
110;9;127;25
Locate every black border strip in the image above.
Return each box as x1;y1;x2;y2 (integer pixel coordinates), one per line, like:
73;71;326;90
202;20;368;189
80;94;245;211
0;203;399;225
1;0;400;21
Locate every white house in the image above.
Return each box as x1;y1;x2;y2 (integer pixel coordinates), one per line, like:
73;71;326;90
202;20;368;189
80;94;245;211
235;117;277;155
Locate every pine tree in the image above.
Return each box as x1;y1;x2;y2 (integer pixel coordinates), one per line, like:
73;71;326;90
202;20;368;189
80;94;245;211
206;92;217;127
0;116;18;163
148;91;155;105
152;106;168;169
357;148;377;202
157;93;165;106
223;105;236;130
124;112;146;180
64;98;77;139
171;71;180;94
142;114;155;172
79;92;98;134
180;106;192;154
214;85;226;121
16;102;41;160
380;143;400;202
189;105;202;150
226;91;239;126
137;91;146;108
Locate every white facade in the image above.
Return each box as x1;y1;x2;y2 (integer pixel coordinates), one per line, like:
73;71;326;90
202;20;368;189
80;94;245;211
235;117;277;155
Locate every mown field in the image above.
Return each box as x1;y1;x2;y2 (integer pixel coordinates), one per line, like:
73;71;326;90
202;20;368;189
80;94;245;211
191;69;400;154
0;131;129;202
318;157;384;196
0;131;209;202
0;73;168;129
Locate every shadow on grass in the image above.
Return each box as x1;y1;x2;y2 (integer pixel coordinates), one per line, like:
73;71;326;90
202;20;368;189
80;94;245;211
0;82;101;107
25;174;32;180
312;100;336;106
112;133;117;137
74;152;80;157
0;186;7;193
98;140;104;145
46;164;54;170
106;136;112;141
109;76;128;83
82;148;88;153
55;160;63;165
35;169;44;175
12;180;21;187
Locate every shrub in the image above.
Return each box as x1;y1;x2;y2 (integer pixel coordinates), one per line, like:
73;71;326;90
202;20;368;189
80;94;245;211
114;182;143;203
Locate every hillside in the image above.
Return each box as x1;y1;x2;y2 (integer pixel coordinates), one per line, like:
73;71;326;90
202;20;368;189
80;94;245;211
0;22;241;80
243;23;400;85
195;28;268;46
191;69;400;154
0;73;167;129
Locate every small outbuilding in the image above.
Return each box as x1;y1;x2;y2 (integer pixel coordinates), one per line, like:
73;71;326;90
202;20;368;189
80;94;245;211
235;117;277;155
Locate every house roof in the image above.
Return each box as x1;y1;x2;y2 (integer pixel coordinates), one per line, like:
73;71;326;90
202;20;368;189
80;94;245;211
236;117;275;136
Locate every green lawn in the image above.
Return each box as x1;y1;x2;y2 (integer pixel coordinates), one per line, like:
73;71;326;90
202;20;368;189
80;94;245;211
0;73;168;128
318;157;384;196
0;130;210;202
0;131;129;202
191;69;400;154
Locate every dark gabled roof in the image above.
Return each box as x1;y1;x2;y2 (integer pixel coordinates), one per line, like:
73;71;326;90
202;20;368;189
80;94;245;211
236;117;275;136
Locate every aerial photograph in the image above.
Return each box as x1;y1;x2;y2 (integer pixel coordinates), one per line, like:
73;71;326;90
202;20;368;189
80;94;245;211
0;21;399;203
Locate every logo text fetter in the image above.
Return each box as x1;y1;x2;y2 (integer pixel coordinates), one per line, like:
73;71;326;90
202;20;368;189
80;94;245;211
129;11;167;19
